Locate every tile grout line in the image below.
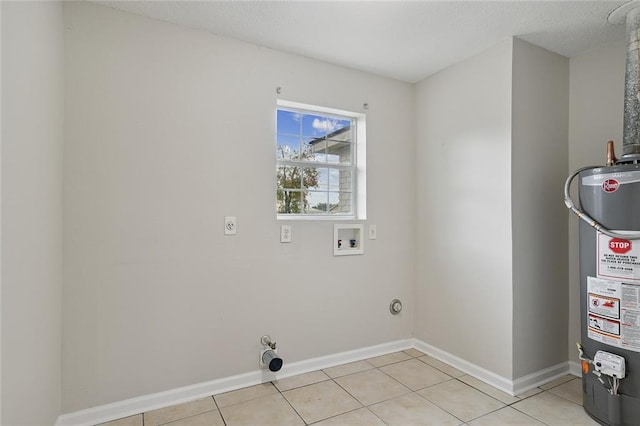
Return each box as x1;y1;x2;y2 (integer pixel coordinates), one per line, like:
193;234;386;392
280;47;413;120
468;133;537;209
509;399;553;426
412;378;481;425
210;394;227;426
98;352;581;426
276;383;311;425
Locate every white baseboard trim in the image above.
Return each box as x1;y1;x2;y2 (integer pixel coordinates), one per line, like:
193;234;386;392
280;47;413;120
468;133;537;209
411;339;572;396
511;361;571;395
411;339;515;395
56;339;413;426
57;338;577;425
568;360;582;377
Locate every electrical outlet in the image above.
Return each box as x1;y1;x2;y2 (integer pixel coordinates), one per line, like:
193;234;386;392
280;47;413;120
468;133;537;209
280;225;292;243
369;224;377;240
224;216;237;235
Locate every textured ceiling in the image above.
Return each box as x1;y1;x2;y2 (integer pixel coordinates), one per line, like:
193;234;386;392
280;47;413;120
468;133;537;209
95;1;628;83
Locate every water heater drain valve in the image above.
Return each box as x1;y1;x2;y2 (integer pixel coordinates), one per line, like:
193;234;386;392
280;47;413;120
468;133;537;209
594;350;626;379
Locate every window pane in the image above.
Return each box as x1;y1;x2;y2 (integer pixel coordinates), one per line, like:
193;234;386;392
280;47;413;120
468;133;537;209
277;135;300;160
331;169;352;192
303;138;326;162
315;167;333;191
277;190;303;214
302;114;328;137
326;141;352;165
302;114;349;138
276;165;303;190
300;167;321;190
306;191;328;214
277;110;301;136
328;169;340;191
328;127;352;144
329;192;352;215
276;105;359;218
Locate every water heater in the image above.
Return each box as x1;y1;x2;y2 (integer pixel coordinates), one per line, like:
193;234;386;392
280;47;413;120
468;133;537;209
569;162;640;425
565;3;640;424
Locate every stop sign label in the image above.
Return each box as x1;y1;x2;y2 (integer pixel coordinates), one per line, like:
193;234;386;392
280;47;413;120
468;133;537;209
598;232;640;282
610;238;632;254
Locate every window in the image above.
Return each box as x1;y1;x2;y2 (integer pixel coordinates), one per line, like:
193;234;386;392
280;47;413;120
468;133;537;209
276;101;365;219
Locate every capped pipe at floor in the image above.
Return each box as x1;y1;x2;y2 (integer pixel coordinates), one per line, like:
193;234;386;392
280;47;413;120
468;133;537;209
260;335;283;372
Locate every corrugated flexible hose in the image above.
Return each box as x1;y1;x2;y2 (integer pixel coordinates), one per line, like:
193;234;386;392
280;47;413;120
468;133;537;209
564;166;640;240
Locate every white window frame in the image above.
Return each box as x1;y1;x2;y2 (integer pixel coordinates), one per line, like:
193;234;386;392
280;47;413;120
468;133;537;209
276;99;366;220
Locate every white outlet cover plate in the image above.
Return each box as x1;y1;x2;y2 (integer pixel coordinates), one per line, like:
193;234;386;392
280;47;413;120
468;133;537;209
369;225;377;240
280;225;292;243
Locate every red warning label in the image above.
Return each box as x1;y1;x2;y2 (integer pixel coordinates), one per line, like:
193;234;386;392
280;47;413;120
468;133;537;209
589;293;620;319
589;314;620;336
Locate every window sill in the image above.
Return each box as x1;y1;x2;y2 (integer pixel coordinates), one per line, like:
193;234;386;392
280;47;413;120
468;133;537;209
277;215;360;221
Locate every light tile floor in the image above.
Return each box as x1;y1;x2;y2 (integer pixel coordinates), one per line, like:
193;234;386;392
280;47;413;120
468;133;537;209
98;349;599;426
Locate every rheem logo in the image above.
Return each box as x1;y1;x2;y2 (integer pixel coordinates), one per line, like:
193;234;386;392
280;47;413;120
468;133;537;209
603;179;620;193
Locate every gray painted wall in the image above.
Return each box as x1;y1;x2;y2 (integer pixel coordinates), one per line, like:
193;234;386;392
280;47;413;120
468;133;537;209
1;2;64;424
0;1;626;420
511;38;569;378
62;2;415;411
414;38;571;381
414;40;515;379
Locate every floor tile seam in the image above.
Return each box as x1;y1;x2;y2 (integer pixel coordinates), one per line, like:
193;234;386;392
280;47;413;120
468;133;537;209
450;377;509;407
214;383;280;409
417;358;465;378
414;397;470;426
508;403;553;426
305;406;378;426
143;395;219;425
154;408;222;426
209;394;228;426
463;404;547;425
217;390;286;420
509;388;542;404
368;356;414;368
331;365;403;396
539;376;575;391
274;375;334;393
277;384;324;425
544;388;584;407
353;387;417;408
359;406;387;426
327;376;370;409
407;377;460;396
414;382;506;424
451;377;521;406
374;363;430;392
209;394;223;413
321;364;375;380
407;391;467;425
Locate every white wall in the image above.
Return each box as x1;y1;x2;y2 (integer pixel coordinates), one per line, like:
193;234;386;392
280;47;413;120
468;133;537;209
414;40;515;379
511;39;569;378
62;2;415;412
414;38;570;382
1;2;64;424
0;0;616;416
568;41;625;361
